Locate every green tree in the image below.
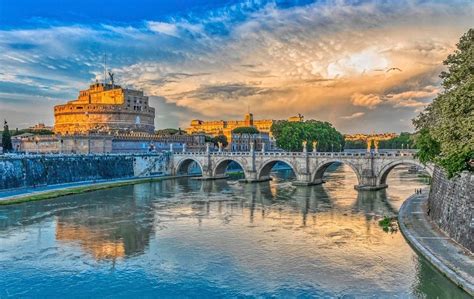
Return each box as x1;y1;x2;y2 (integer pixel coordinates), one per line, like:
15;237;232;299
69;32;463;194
2;120;13;152
155;128;185;135
413;128;441;164
212;134;228;148
344;139;366;149
271;120;344;152
413;29;474;177
379;132;416;149
11;128;53;136
232;126;260;134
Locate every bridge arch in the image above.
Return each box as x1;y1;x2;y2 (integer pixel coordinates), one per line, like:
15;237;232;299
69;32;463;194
175;158;203;176
312;160;362;185
377;160;433;186
213;158;246;178
257;159;297;181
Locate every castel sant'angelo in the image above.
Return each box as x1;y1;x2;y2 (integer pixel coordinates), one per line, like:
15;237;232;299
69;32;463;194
53;80;155;135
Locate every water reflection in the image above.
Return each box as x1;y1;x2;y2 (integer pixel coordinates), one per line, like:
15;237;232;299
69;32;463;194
0;165;468;297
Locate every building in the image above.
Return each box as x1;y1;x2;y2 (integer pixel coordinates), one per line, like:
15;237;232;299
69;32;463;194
12;134;113;154
230;132;271;152
12;133;207;154
111;133;206;153
54;82;155;135
186;113;303;143
28;123;53;132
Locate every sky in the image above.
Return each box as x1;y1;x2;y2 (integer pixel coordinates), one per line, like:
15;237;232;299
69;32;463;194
0;0;472;133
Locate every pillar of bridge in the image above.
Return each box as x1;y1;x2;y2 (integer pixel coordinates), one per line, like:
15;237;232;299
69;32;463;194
242;143;269;183
292;144;316;186
292;173;319;186
353;158;387;190
191;150;226;181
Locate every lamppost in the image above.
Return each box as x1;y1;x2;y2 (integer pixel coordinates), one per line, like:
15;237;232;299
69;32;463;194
331;143;334;152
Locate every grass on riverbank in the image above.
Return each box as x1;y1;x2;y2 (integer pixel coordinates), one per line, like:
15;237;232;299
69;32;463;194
0;177;172;206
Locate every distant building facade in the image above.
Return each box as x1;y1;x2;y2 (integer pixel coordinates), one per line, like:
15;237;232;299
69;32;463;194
28;123;53;132
230;132;271;152
186;113;303;143
12;133;207;154
54;82;155;135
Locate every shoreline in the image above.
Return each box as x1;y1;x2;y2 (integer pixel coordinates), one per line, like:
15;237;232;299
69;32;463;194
0;175;187;206
398;192;474;296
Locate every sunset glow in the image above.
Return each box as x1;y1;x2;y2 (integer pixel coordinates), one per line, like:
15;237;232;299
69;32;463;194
0;1;472;132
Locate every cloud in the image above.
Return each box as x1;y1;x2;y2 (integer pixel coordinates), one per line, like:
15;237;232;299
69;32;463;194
350;93;382;109
384;86;438;108
341;112;365;119
147;21;179;37
174;83;270;101
326;48;389;78
0;0;472;131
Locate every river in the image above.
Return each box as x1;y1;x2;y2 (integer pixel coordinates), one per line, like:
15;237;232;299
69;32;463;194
0;165;469;297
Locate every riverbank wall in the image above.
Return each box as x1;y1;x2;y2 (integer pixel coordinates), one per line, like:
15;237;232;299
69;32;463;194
427;166;473;252
0;153;171;191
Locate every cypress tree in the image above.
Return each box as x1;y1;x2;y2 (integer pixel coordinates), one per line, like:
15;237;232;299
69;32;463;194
2;120;13;152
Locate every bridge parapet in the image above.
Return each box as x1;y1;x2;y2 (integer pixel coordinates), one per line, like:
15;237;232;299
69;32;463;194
173;151;415;158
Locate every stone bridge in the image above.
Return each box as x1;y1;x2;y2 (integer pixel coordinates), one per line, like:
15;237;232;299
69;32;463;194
171;149;433;191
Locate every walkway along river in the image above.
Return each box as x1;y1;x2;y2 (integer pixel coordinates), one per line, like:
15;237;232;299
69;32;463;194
0;165;469;297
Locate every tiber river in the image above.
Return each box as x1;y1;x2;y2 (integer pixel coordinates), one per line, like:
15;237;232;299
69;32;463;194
0;164;469;298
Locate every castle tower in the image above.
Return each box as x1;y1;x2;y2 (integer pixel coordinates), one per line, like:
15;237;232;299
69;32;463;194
244;113;254;126
53;83;155;135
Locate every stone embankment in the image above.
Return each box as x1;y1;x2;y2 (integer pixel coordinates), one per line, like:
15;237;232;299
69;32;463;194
399;166;473;295
427;167;473;252
0;153;170;191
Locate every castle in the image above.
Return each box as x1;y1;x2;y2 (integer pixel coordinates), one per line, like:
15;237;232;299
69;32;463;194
187;113;303;142
54;82;155;135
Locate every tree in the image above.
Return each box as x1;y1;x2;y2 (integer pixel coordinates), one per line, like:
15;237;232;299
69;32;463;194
11;128;53;136
155;128;185;135
212;134;228;148
413;29;474;177
232;126;260;134
2;120;13;152
271;120;344;152
379;132;416;149
413;128;440;164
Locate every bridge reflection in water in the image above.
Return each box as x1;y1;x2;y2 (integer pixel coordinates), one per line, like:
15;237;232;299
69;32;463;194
0;165;465;298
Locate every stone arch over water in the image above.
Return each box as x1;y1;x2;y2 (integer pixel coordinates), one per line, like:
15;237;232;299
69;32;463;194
257;159;297;181
312;160;362;186
376;160;433;186
175;158;203;176
213;158;246;178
